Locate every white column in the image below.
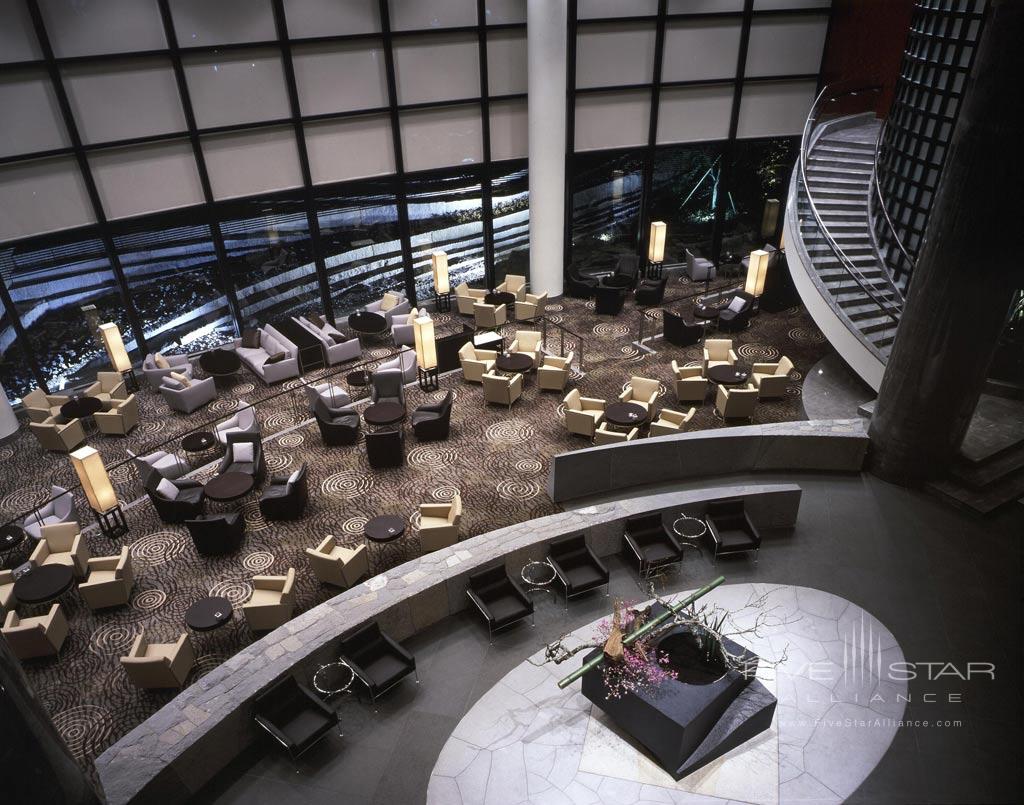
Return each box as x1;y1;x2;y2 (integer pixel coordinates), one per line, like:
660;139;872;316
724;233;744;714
0;384;18;440
527;0;567;298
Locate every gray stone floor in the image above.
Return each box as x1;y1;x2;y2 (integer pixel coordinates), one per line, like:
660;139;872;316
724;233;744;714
198;472;1023;805
800;351;876;422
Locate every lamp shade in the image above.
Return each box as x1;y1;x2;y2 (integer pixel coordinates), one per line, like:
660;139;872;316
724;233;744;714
431;251;450;294
744;249;770;297
70;446;118;513
99;322;131;372
760;198;780;240
648;221;667;263
412;314;437;370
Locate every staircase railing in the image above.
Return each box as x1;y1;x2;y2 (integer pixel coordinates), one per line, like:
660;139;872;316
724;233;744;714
798;84;903;329
869;117;918;279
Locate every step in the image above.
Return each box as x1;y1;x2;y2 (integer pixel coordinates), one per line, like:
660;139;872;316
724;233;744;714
927;467;1024;515
806;175;870;188
857;317;897;336
817;139;876;153
818;267;887;282
806;244;875;256
950;445;1024;490
806;166;873;179
808;153;875;167
801;219;870;231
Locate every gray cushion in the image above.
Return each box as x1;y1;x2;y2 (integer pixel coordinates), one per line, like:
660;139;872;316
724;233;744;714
241;329;261;349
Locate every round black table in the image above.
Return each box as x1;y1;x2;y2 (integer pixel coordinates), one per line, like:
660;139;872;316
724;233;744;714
495;352;533;375
604;402;647;428
204;471;255;504
60;395;103;421
13;564;75;605
182;431;217;454
693;302;721;321
521;560;558;601
364;401;405;426
200;349;242;377
484;291;516;307
706;364;751;386
346;370;371;387
1;523;27;559
348;311;388;336
185;596;234;631
600;275;635;289
313;660;355;700
365;515;406;543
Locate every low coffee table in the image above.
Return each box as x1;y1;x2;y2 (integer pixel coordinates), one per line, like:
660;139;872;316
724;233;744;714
200;349;242;380
348;311;388;341
1;524;27;565
521;560;558;601
204;472;255;508
185;596;234;631
346;370;371;387
13;564;75;606
182;430;218;458
365;515;405;543
604;402;647;428
693;302;721;321
484;291;516;308
706;364;751;386
60;395;103;423
495;352;533;376
364;401;405;427
313;659;355;705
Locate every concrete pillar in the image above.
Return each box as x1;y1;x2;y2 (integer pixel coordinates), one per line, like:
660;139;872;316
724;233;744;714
527;0;567;298
868;1;1024;483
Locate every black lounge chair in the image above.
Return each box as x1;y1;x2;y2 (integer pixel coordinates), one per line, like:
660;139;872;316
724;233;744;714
145;476;205;524
411;391;453;441
705;499;762;562
337;621;418;709
218;432;267;486
314;398;360;445
547;533;610;609
717;291;755;332
185;513;244;556
258;463;308;521
662;309;704;347
466;564;534;643
253;676;339;759
623;513;685;577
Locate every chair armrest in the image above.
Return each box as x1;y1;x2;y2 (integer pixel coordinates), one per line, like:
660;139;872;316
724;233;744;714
580;397;606;410
297;680;337;718
547;557;570;587
743;511;763;546
751;362;777;374
383;634;416;667
662;526;684;554
340;655;373;687
622;533;644;562
253;575;286;590
87;555;120;571
465;589;493;623
587;546;609;576
618;389;630;402
254;714;294;749
419;504;451;518
728;350;738;362
475;349;498;361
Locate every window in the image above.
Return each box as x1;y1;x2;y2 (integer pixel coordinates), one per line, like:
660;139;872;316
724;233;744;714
570;150;644;275
649;143;724;264
491;162;529;286
721;137;797;256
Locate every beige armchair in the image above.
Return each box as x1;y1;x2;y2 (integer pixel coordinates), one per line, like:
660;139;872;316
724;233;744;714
22;388;69;423
455;281;487;315
305;537;368;588
473;301;507;330
671;360;710;403
563;388;605;438
618;376;660;417
496;273;527;301
242;568;296;631
594;423;639;445
650;407;696;437
715;383;758;422
94;393;139;436
515;291;547;321
0;569;15;612
482;372;523;408
510;330;544;368
3;604;69;660
703;338;737;370
120;631;195;689
29;416;85;453
84;371;127;403
458;341;497;383
79;547;133;610
538;352;573;391
751;355;794;399
419;493;462;552
31;522;91;578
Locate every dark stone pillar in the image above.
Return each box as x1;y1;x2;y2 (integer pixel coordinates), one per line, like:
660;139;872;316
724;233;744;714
868;0;1024;483
0;639;99;804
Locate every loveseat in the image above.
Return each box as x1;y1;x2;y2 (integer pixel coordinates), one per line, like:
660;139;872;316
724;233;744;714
231;325;300;383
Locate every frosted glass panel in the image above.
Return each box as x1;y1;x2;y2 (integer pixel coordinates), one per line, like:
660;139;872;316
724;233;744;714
0;158;94;241
388;0;477;30
657;84;734;144
284;0;381;38
576;24;656;89
89;141;203;219
203;127;303;199
663;20;742;82
63;59;186;145
667;0;743;11
737;80;817;138
574;90;649;152
306;116;396;184
184;50;290;128
401;105;483;172
394;34;480;105
170;0;276;46
746;14;829;77
38;0;166;57
0;71;69;157
485;0;526;25
578;0;657;17
293;42;388;116
489;99;528;161
487;30;527;96
0;0;42;63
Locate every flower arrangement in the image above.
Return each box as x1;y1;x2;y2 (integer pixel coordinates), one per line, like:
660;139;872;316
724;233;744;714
593;601;678;699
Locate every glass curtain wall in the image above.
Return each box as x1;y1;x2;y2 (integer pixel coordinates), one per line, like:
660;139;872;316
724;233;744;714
720;137;797;258
570;151;644;277
648;143;723;265
491;162;529;286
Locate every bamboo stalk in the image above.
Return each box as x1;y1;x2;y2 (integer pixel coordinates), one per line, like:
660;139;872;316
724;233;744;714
557;575;726;690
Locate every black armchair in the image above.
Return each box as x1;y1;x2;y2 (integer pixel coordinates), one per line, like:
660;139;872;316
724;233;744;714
411;391;452;441
623;513;685;578
258;463;308;520
635;276;667;307
614;254;640;283
594;285;626;316
218;432;267;486
662;309;704;347
145;476;205;523
253;676;339;759
565;270;599;299
466;564;534;643
337;621;417;708
313;397;360;445
185;513;244;556
717;292;755;332
547;533;610;609
366;427;404;469
705;499;762;561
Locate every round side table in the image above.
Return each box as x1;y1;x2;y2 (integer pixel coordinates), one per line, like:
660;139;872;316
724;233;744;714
671;514;707;554
521;559;558;602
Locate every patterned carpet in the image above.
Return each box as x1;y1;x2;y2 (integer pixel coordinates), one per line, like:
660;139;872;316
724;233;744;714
2;279;828;784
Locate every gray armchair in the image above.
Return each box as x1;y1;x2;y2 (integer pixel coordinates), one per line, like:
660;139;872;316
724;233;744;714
159;375;216;414
22;485;76;540
685;248;716;282
371;369;405;407
215;402;259;445
303;383;351;412
377;347;417;384
365;291;411;326
143;353;194;390
127;448;188;486
390;308;424;348
218;432;267;485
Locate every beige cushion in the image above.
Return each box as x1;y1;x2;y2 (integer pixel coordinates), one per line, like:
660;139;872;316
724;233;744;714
168;370;191;388
153;353;170;369
380;292;399;311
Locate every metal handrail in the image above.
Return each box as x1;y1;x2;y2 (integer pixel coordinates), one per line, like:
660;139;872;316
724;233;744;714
539;315;585;372
798;84;902;325
869;117;918;272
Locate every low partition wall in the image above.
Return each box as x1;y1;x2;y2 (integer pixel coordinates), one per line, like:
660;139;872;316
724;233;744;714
95;483;803;803
546;419;869;503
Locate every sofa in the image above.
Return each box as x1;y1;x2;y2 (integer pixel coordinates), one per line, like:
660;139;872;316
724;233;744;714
214;401;259;444
242;569;296;631
231;324;300;384
411;391;453;441
305;537;368;588
3;604;69;660
378;347;417;385
390;307;426;348
294;314;362;366
458;342;497;383
146;476;206;523
258;464;308;521
120;632;195;689
143;352;194;390
186;513;245;556
78;548;134;610
217;433;267;485
31;523;91;578
313;398;361;445
685;248;716;282
94;394;139;436
83;371;127;404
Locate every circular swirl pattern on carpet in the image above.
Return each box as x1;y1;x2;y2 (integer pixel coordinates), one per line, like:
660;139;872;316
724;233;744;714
736;342;781;362
88;622;141;658
788;326;827;344
208;397;241;416
321;470;374;499
496;478;541;501
514;457;544;475
341;516;370;537
484;419;535;445
264;452;293;473
592;322;630;337
241;500;269;532
408;445;460;471
431;485;460;502
277;432;305;448
52;705;116;761
242;551;275;573
208;579;253;607
130;531;190;567
131;588;168;613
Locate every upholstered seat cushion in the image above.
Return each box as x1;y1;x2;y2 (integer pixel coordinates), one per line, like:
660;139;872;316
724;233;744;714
712;524;758;550
477;589;530;629
42;553;75;570
261;484;290;500
247;588;284;607
356;650;411;689
236;346;266;364
638;540;680;564
275;704;332;748
419;515;450;530
86;569;118;585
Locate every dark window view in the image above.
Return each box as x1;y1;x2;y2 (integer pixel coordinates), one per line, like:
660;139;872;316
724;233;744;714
113;214;235;357
722;137;797;258
406;169;486;301
0;233;136;393
219;196;322;328
648;143;724;266
491;161;529;287
570;150;644;277
316;181;404;320
0;313;34;404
